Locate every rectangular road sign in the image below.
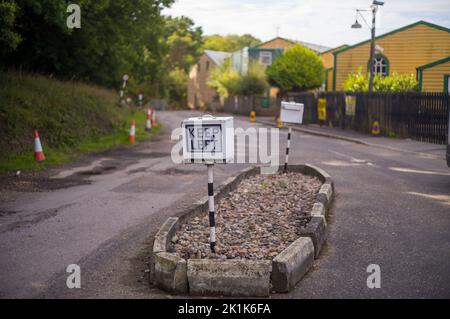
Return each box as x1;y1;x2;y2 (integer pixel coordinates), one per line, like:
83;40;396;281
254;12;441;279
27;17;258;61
280;101;304;124
182;116;234;164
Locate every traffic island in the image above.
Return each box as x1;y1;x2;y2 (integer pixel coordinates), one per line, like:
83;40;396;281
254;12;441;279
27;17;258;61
151;164;334;296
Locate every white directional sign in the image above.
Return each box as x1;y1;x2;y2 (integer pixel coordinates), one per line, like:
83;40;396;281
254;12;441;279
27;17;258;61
138;93;143;101
182;115;234;164
123;74;129;81
280;101;304;124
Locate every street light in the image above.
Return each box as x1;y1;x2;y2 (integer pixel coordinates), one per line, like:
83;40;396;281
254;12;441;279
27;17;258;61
351;20;362;29
351;1;385;92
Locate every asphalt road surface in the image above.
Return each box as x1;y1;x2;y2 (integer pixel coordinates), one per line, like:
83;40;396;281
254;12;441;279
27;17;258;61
0;110;449;298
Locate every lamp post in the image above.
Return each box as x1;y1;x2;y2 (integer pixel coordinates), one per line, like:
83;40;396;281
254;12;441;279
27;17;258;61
351;1;384;93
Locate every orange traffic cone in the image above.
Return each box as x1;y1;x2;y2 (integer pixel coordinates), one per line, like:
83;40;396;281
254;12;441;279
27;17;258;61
129;120;136;144
146;109;152;131
34;130;45;161
151;108;157;126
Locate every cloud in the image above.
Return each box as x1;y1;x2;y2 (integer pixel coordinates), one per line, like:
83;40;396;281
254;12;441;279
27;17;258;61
164;0;450;48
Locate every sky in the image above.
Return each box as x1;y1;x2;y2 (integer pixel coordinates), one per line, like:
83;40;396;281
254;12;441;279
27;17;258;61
163;0;450;48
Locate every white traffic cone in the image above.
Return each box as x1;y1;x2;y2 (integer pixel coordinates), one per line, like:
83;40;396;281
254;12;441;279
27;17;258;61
146;109;152;131
34;130;45;161
129;120;136;144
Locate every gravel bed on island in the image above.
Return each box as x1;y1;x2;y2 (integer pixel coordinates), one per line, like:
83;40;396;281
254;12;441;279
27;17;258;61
171;171;323;260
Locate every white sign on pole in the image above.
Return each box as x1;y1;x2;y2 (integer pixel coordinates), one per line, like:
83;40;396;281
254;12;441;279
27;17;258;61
182;115;234;164
280;101;304;124
123;74;129;82
138;94;143;101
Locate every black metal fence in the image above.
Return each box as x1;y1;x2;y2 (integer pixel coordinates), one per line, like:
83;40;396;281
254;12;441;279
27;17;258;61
281;92;450;145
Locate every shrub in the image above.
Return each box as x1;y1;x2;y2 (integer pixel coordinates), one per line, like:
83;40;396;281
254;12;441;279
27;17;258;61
343;67;369;92
236;62;269;97
207;59;268;98
344;68;418;92
266;44;325;92
207;59;241;98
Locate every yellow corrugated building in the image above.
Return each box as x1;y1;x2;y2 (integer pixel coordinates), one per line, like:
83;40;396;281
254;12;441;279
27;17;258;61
330;21;450;92
319;45;348;91
417;57;450;93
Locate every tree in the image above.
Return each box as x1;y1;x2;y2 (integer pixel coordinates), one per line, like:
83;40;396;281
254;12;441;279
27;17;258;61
207;58;240;98
161;16;203;106
237;62;269;111
0;0;174;91
0;1;208;108
164;16;203;73
0;1;21;56
266;44;325;92
207;59;268;111
203;34;261;52
165;67;188;109
236;62;268;96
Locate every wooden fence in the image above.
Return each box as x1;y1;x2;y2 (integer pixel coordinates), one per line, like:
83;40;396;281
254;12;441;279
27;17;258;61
282;92;450;145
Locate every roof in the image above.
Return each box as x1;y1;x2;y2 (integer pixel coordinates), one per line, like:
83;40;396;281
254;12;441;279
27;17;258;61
417;56;450;70
296;40;331;53
257;36;331;53
204;50;232;66
319;44;349;55
333;20;450;56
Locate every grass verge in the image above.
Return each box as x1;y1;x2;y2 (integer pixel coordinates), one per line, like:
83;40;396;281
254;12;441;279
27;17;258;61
0;72;162;173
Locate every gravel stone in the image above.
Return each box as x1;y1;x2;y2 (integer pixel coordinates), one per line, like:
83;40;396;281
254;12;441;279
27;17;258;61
172;172;322;260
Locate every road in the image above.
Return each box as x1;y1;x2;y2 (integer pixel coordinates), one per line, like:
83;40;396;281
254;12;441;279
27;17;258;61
0;110;449;298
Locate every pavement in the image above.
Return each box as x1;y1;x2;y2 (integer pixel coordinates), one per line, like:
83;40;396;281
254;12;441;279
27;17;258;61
0;110;449;298
257;117;447;160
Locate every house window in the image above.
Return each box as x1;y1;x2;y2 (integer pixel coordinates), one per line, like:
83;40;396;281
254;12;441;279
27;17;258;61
206;61;210;71
259;51;272;66
370;55;389;77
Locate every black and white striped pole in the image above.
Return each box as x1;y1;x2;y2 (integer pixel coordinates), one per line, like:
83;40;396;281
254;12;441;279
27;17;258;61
207;164;216;253
284;126;292;172
280;101;304;173
182;115;234;256
119;74;129;105
138;93;143;107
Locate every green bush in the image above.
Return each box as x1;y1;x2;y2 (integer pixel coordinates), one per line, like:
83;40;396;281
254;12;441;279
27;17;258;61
343;68;418;92
207;59;241;98
266;44;325;92
166;67;189;109
207;59;268;98
236;62;269;97
342;67;369;92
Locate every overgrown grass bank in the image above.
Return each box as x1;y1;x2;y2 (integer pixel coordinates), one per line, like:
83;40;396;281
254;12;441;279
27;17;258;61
0;72;161;172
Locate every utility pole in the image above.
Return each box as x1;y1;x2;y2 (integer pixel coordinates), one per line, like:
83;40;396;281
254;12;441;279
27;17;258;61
368;5;377;93
352;1;384;93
